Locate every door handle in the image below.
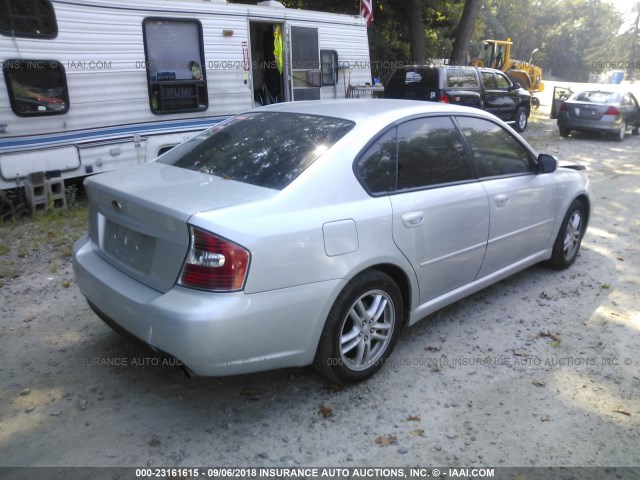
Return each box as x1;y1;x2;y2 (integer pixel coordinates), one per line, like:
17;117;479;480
494;194;510;207
401;212;424;227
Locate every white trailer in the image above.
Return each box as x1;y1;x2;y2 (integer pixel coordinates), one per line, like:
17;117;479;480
0;0;371;190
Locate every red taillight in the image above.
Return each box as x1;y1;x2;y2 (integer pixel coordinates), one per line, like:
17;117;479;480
178;226;250;292
560;102;568;112
439;95;449;104
604;106;620;116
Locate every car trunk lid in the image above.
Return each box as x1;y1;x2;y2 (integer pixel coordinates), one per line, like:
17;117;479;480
567;102;606;120
84;162;276;293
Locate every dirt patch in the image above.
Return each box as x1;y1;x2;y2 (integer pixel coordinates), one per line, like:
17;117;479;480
1;96;639;469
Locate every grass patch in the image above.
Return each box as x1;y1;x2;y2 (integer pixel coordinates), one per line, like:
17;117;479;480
0;200;88;277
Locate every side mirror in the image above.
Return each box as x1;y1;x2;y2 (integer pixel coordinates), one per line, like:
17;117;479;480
537;153;557;174
512;82;521;90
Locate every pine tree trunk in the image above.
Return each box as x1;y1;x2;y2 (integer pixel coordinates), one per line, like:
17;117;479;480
407;0;426;64
629;3;640;80
450;0;482;65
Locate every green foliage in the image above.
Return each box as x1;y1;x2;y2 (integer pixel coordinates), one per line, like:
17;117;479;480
228;0;639;82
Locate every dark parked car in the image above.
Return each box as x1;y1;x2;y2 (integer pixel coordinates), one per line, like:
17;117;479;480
557;90;640;141
384;65;531;131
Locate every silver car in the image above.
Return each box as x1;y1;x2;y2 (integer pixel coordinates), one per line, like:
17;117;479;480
557;90;640;141
73;99;591;383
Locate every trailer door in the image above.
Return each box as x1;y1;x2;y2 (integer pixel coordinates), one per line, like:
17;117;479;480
289;26;321;101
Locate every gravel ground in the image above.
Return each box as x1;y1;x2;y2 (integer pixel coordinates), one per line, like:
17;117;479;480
1;86;639;471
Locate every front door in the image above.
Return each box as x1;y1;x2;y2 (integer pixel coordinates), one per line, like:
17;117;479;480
389;116;490;304
494;71;518;121
455;115;557;277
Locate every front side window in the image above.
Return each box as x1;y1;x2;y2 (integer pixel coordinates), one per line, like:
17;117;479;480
158;112;354;190
0;0;57;38
495;72;511;90
397;117;474;190
143;18;207;114
456;116;533;177
3;59;69;116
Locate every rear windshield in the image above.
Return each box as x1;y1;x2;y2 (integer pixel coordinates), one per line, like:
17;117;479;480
158;112;354;190
387;68;439;89
573;91;619;104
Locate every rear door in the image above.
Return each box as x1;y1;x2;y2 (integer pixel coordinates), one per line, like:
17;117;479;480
444;68;482;108
455;116;557;277
388;116;489;303
480;70;500;116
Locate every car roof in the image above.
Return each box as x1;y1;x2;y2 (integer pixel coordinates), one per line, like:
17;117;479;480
250;99;495;126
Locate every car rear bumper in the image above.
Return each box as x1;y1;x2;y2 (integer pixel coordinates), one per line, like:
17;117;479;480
557;114;622;133
72;235;342;376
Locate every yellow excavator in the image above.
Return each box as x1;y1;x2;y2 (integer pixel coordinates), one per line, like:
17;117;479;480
471;38;543;109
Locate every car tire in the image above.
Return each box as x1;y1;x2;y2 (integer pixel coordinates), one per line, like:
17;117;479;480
547;199;586;270
313;270;403;383
616;121;626;142
559;127;571;137
513;107;528;132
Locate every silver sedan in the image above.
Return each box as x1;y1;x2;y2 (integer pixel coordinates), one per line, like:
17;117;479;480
73;99;592;383
557;90;640;141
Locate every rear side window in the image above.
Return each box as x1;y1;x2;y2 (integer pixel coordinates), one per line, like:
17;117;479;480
0;0;57;38
143;18;208;114
3;59;69;116
356;128;397;194
481;71;496;89
397;117;473;189
446;68;478;88
158;112;354;190
456;116;533;177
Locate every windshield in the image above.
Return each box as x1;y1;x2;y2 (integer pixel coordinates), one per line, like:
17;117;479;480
158;112;354;190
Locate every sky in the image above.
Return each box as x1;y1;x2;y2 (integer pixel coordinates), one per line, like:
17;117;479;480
605;0;637;31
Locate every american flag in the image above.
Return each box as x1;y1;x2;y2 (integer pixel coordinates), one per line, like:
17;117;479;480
360;0;373;27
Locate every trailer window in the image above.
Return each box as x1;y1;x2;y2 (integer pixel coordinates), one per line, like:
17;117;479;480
321;50;338;86
3;59;69;116
143;18;208;114
0;0;57;39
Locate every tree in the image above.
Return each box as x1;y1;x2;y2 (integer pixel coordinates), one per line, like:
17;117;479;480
450;0;482;64
405;0;427;63
626;1;640;79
